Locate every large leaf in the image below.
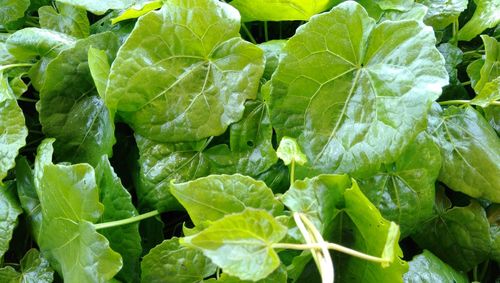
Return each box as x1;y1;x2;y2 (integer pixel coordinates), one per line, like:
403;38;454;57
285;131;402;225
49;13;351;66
0;249;54;283
88;47;111;99
38;32;119;167
205;266;287;283
412;200;492;271
95;156;142;283
56;0;134;15
39;2;90;38
106;0;264;142
171;174;283;226
6;28;75;61
358;133;441;237
0;72;27;183
403;250;468;283
427;104;500;202
259;40;286;81
181;209;287;281
0;182;22;259
0;0;29;25
417;0;468;30
141;237;217;283
230;0;337;21
282;174;351;235
269;1;448;178
457;0;500;41
37;163;122;282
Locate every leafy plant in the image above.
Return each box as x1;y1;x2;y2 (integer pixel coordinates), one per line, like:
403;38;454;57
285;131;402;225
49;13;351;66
0;0;498;282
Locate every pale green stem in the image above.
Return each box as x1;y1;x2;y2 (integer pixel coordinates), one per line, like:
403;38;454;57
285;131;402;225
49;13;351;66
0;63;33;72
264;21;269;42
95;210;160;230
241;24;257;44
293;213;322;274
439;100;500;106
272;242;390;264
290;159;296;184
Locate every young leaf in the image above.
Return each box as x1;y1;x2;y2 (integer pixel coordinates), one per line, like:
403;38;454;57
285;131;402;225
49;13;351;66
88;47;111;100
276;137;307;166
141;237;217;283
181;209;287;281
457;0;500;41
282;174;351;235
418;0;467;30
229;0;336;21
334;181;408;282
0;0;29;25
412;201;492;271
403;250;468;283
36;161;122;282
474;35;500;93
438;43;463;85
111;0;163;25
0;249;54;283
0;72;27;183
55;0;134;15
95;156;142;283
39;2;90;38
270;1;448;178
170;174;283;226
471;77;500;107
38;32;119;167
358;133;441;237
106;0;264;142
0;182;22;259
427;104;500;202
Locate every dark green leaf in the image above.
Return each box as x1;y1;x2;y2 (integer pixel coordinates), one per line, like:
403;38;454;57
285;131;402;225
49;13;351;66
95;156;142;283
171;174;283;226
358;133;441;237
181;209;287;281
39;2;90;38
403;250;468;283
106;0;264;142
412;201;492;271
427;104;500;202
270;1;448;178
141;237;216;283
0;249;54;283
457;0;500;41
0;182;22;259
38;32;119;167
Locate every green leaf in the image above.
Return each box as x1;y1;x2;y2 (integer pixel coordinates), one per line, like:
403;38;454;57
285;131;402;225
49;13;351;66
0;72;27;183
95;156;142;283
106;0;264;142
466;59;484;90
276;137;307;166
438;43;463;85
358;133;441;237
0;182;22;259
417;0;468;30
427;104;500;202
403;250;468;283
0;249;54;283
471;77;500;107
135;135;211;211
39;2;90;38
38;32;119;167
474;35;500;93
6;28;76;61
56;0;134;15
170;174;283;226
206;265;287;283
270;1;448;178
0;0;29;25
457;0;500;41
141;237;217;283
88;47;111;99
334;181;408;282
181;209;287;281
378;2;428;22
372;0;414;10
484;106;500;134
412;201;492;271
259;40;286;81
111;0;163;25
282;174;351;235
230;0;337;22
38;163;122;282
205;100;278;176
